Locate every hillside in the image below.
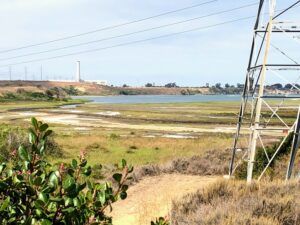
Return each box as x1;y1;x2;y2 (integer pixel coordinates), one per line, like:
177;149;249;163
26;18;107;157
0;80;210;96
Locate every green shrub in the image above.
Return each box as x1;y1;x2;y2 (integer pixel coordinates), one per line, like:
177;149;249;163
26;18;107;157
109;133;120;140
236;133;293;179
0;118;133;224
151;217;170;225
62;86;80;96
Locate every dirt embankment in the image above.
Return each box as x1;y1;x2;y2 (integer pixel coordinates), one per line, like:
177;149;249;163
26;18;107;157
0;80;210;96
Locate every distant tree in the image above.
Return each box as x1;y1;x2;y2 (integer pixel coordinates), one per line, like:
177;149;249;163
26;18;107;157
236;83;245;89
62;86;79;96
284;83;293;89
145;83;153;87
164;82;178;88
122;84;129;88
271;83;283;89
215;83;222;89
225;83;230;88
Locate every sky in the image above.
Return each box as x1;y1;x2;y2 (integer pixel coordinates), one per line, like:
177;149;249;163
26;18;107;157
0;0;299;86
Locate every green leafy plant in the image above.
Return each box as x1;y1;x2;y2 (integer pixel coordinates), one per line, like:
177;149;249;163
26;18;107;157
0;118;133;224
236;132;293;179
151;217;170;225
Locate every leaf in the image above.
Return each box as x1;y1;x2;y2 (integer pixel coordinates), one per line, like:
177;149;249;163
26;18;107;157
121;184;128;192
18;145;29;161
43;130;53;139
29;131;37;144
40;219;52;225
49;197;63;203
64;197;72;206
62;207;75;213
34;177;42;186
98;192;106;205
39;145;45;154
82;166;92;176
38;192;49;204
121;159;127;168
79;159;87;167
120;191;127;200
128;165;134;173
39;123;49;132
31;117;38;129
0;196;10;211
73;197;80;207
112;173;122;183
78;182;86;192
63;175;76;191
42;185;55;194
71;159;78;169
49;171;59;188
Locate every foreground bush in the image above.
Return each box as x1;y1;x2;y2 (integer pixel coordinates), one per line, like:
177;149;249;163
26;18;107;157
0;118;133;224
171;179;300;225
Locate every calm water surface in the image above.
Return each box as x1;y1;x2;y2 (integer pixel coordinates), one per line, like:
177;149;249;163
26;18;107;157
73;95;241;104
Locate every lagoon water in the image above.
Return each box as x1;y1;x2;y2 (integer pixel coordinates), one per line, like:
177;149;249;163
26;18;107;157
73;94;241;104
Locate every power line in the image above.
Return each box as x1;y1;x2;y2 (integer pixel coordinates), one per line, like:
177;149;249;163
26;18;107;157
0;2;258;62
0;0;217;54
0;15;255;68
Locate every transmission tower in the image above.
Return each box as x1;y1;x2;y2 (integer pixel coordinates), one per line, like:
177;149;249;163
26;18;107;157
229;0;300;183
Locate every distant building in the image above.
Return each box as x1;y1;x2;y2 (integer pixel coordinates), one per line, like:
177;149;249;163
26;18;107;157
84;80;108;86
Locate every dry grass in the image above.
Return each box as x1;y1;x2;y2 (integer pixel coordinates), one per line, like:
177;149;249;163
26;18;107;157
171;179;300;225
132;147;231;182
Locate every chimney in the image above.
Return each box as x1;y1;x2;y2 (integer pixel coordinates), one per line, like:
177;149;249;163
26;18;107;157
76;61;81;82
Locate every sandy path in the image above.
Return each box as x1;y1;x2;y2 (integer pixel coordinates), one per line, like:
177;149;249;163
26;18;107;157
110;174;218;225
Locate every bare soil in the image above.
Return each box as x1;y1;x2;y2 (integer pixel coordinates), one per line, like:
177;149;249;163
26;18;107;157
110;174;218;225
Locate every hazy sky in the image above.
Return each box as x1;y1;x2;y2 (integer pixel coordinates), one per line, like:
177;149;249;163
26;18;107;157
0;0;299;86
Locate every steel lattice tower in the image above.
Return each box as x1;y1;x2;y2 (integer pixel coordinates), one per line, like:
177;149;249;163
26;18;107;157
229;0;300;183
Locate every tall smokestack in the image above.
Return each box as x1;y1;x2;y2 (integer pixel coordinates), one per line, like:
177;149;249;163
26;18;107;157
76;61;81;82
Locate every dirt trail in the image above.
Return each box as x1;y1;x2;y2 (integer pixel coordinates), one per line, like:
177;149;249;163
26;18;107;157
110;174;218;225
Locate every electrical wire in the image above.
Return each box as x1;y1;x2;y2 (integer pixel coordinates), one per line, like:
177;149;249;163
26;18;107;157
0;3;258;61
0;2;258;62
0;0;218;54
0;15;255;68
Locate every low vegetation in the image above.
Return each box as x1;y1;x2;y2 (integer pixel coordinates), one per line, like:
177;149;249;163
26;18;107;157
132;147;230;183
0;88;68;102
235;133;293;180
171;179;300;225
0;124;63;162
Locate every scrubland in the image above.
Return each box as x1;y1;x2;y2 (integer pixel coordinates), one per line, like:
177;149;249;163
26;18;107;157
0;99;299;225
171;179;300;225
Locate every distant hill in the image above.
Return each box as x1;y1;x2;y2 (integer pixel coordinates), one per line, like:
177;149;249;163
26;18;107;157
0;80;211;96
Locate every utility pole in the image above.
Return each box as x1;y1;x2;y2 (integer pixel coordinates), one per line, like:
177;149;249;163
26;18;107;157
24;66;27;81
229;0;300;183
9;66;11;81
76;61;81;82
